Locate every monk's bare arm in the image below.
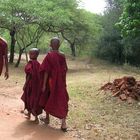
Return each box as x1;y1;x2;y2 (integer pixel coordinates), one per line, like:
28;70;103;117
4;47;9;80
42;72;48;92
23;75;30;90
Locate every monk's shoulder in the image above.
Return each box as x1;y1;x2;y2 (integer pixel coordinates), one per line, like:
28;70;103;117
25;61;32;72
45;52;51;58
32;60;40;65
42;52;51;62
26;60;32;66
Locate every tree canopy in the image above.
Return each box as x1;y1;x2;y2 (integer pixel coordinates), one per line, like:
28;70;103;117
117;0;140;37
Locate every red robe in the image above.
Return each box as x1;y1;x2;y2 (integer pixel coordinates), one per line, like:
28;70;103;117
0;39;7;75
21;60;42;116
39;51;69;119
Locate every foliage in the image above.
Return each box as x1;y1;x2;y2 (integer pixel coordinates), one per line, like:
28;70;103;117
96;0;140;66
95;0;124;64
117;0;140;37
0;0;99;59
0;0;79;64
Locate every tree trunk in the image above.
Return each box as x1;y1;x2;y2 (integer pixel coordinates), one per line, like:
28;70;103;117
15;49;23;67
60;31;76;57
70;43;76;57
24;47;29;63
118;45;124;64
9;27;16;63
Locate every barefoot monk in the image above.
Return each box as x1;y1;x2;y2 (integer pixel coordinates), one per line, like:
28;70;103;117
21;48;42;122
40;37;69;132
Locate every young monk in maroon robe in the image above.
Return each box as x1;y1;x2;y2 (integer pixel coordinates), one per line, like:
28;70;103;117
40;37;69;132
21;48;42;122
0;37;9;80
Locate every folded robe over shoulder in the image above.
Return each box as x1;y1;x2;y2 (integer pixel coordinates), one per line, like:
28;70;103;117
39;51;69;119
21;60;42;116
0;38;7;75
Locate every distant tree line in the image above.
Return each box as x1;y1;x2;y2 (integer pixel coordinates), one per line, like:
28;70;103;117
95;0;140;66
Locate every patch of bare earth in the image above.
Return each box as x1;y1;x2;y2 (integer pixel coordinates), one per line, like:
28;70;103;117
0;86;75;140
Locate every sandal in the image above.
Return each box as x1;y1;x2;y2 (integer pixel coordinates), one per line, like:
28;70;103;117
39;116;50;124
24;113;31;120
61;127;67;132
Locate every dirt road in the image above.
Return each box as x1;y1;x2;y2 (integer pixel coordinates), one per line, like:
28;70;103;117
0;85;75;140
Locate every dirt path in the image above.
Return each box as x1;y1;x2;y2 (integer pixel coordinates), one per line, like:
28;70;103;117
0;86;75;140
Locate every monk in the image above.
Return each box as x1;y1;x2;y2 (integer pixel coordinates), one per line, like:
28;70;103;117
40;37;69;132
0;37;9;80
21;48;42;122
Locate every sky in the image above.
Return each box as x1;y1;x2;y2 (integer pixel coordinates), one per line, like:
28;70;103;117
80;0;106;14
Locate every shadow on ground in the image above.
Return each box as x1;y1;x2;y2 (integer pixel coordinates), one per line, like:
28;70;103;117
12;120;67;140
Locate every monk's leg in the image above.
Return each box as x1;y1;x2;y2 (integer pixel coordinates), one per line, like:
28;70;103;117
34;115;39;123
35;115;38;121
40;112;50;124
61;118;67;132
45;113;50;124
25;112;31;119
24;110;31;119
20;107;26;114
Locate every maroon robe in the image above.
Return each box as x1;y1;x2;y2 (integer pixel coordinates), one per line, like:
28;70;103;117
40;51;69;119
21;60;42;116
0;38;7;75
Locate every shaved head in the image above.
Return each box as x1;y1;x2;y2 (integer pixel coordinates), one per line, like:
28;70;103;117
29;48;39;60
50;37;60;50
30;48;39;52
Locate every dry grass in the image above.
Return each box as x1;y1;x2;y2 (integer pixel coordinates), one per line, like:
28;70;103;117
66;57;140;140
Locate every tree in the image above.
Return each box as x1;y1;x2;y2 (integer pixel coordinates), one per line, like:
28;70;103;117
15;25;44;67
96;0;124;64
96;0;140;66
0;0;36;63
60;9;89;56
115;0;140;65
0;0;102;60
36;0;81;56
117;0;140;37
0;0;26;63
0;0;81;59
60;10;102;57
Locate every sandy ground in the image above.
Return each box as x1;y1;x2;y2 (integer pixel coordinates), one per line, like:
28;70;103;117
0;86;75;140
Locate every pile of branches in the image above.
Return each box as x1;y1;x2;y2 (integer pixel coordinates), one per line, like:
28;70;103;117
100;76;140;103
